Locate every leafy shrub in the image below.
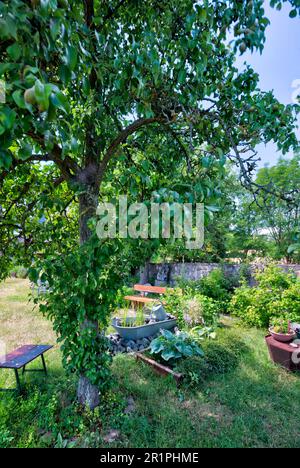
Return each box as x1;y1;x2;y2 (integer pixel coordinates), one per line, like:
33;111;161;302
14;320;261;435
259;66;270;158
255;265;296;290
176;330;247;387
115;285;135;309
189;325;216;341
178;268;236;314
184;294;219;327
271;281;300;321
229;265;299;328
196;268;232;302
0;425;14;448
163;288;186;328
150;329;204;364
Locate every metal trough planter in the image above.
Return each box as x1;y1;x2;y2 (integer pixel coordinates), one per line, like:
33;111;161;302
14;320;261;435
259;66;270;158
112;317;177;341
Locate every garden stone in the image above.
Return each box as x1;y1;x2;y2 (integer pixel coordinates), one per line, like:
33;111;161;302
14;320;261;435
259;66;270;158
124;396;135;415
103;429;121;444
126;340;136;349
40;431;55;447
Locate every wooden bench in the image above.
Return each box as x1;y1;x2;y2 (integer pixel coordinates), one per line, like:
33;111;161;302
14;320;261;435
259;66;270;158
0;344;53;392
124;284;173;309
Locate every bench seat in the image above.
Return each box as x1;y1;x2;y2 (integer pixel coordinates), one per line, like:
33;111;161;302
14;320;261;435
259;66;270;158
124;284;174;308
0;344;53;392
124;295;155;304
0;344;53;369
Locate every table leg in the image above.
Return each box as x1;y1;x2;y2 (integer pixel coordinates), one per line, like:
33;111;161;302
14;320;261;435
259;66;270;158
41;354;47;375
14;369;21;392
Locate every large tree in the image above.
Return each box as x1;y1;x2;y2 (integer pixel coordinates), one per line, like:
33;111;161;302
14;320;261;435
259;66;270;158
255;154;300;261
0;0;299;407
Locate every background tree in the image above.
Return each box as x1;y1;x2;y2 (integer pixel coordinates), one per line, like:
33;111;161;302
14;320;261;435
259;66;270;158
0;0;299;408
254;154;300;262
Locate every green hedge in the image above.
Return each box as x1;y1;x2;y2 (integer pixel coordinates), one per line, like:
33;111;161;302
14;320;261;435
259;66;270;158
229;265;300;328
176;329;247;387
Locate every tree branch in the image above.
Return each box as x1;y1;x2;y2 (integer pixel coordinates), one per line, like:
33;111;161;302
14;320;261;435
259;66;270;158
83;0;94;28
102;0;128;23
98;116;163;182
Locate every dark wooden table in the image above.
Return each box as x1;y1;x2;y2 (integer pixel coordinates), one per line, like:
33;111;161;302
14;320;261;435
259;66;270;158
0;344;53;392
265;335;300;371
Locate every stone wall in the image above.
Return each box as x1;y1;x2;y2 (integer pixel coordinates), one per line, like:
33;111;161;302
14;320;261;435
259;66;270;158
140;262;300;286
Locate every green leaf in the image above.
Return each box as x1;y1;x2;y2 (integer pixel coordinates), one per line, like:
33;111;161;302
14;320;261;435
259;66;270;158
50;19;61;40
65;46;78;71
160;329;174;340
6;16;17;39
288;244;299;253
34;80;52;111
178;69;186;84
289;9;297;18
12;90;27;109
202;156;211;168
7;43;22;61
0;150;12;170
50;91;70;113
59;64;71;84
150;340;164;354
0;107;16;130
0;19;9;38
0;133;13;149
28;267;39;283
18;144;32;161
161;349;175;361
197;7;207;23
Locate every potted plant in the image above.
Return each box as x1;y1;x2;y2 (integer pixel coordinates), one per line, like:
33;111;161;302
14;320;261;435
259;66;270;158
269;318;296;343
112;305;176;340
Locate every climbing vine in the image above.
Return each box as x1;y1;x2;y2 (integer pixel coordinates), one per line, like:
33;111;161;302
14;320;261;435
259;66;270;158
30;236;134;393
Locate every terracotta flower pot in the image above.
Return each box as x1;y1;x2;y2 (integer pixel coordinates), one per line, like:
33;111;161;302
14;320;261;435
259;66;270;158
269;327;296;343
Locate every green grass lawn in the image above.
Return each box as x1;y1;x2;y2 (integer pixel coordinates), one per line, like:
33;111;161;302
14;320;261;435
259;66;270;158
1;278;300;448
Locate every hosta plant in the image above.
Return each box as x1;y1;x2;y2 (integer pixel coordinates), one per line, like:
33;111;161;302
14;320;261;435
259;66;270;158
150;329;204;364
189;326;217;342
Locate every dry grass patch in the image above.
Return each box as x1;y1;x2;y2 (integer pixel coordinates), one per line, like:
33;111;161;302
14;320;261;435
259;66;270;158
0;278;59;388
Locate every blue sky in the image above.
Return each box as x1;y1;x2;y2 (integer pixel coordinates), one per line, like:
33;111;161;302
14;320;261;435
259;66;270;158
235;1;300;167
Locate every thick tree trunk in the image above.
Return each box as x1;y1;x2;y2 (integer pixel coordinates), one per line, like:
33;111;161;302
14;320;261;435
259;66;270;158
77;183;100;410
139;262;150;284
79;186;99;244
77;374;99;410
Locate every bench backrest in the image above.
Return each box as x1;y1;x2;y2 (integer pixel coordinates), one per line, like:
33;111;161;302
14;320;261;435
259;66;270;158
133;284;173;295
